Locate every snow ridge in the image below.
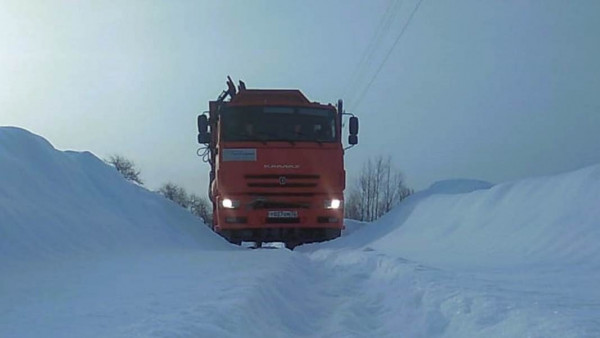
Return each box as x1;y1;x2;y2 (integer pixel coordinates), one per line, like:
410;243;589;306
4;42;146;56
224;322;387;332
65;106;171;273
0;127;227;262
368;164;600;270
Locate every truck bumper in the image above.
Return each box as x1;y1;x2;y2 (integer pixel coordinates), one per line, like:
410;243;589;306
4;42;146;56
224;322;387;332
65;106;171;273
217;227;342;244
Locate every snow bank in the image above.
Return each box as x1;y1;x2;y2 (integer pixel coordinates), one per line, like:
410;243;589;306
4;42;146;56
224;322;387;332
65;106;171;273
330;179;494;250
337;165;600;271
0;127;228;262
341;218;368;236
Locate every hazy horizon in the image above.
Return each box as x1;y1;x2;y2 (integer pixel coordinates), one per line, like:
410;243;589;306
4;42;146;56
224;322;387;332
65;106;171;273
2;0;599;195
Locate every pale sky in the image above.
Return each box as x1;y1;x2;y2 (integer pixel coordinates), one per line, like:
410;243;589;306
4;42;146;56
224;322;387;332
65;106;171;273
2;0;599;196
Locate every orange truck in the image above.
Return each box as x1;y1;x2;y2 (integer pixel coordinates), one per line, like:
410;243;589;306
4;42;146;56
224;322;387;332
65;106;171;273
197;77;358;249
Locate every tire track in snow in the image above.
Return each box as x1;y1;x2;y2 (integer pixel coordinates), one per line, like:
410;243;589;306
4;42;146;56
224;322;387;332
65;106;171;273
304;248;450;337
115;249;382;338
119;249;388;337
302;247;594;338
107;247;594;337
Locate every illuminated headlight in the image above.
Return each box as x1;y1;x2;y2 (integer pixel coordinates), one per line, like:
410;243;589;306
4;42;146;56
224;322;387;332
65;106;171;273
325;199;342;209
221;198;239;209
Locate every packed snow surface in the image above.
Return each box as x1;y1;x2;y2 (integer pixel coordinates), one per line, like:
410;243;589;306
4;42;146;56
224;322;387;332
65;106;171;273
1;127;599;337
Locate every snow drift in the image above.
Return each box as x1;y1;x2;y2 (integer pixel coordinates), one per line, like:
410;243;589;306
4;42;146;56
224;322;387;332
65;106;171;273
0;126;228;262
345;166;600;271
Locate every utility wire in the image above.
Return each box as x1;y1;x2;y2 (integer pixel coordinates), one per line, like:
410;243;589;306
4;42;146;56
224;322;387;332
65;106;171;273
350;0;425;111
343;0;402;101
344;0;396;92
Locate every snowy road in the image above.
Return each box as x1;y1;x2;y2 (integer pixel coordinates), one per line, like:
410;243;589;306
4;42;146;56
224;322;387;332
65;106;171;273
3;245;598;337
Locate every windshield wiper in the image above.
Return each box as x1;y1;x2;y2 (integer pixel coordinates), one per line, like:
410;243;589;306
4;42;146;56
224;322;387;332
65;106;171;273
226;131;267;145
255;132;269;145
285;131;323;146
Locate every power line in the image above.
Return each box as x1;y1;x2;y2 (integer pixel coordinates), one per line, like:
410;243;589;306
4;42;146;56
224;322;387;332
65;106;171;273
349;0;404;101
343;0;403;101
350;0;425;111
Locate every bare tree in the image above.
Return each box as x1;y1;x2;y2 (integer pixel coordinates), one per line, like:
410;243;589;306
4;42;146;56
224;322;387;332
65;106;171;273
158;182;189;208
189;193;212;224
344;189;362;221
345;155;413;222
157;183;213;225
106;154;143;185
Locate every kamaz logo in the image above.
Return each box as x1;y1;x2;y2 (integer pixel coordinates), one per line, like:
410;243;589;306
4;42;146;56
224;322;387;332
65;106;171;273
264;164;300;169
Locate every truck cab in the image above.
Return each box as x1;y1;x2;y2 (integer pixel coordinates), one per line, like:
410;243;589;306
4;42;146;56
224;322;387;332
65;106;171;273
197;79;358;249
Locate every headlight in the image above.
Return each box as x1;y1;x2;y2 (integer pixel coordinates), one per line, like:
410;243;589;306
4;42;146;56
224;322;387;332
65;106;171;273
325;199;342;209
221;198;239;209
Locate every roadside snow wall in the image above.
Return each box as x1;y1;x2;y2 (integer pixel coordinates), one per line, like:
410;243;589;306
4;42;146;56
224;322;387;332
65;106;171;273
0;127;228;262
339;165;600;271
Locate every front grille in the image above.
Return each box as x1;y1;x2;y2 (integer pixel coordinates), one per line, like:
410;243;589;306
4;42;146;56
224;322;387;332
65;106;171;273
251;201;309;209
246;173;320;190
247;192;315;197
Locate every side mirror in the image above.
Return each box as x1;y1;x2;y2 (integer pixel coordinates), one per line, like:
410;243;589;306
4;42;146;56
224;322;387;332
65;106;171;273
348;135;358;145
349;116;359;135
198;133;211;144
197;115;208;134
197;115;210;144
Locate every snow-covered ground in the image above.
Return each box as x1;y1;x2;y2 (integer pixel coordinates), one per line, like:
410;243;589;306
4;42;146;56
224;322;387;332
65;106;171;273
1;126;599;337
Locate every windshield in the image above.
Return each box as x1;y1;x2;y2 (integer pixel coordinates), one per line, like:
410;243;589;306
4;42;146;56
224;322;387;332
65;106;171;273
221;106;337;143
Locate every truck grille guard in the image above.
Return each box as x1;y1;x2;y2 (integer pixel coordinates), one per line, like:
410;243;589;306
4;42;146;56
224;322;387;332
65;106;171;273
244;173;320;189
244;173;321;209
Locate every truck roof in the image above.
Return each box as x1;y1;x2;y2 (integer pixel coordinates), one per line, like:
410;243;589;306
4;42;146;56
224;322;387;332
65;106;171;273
227;89;331;108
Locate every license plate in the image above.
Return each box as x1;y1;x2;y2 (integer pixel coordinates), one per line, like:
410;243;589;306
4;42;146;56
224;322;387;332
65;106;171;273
268;210;298;218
